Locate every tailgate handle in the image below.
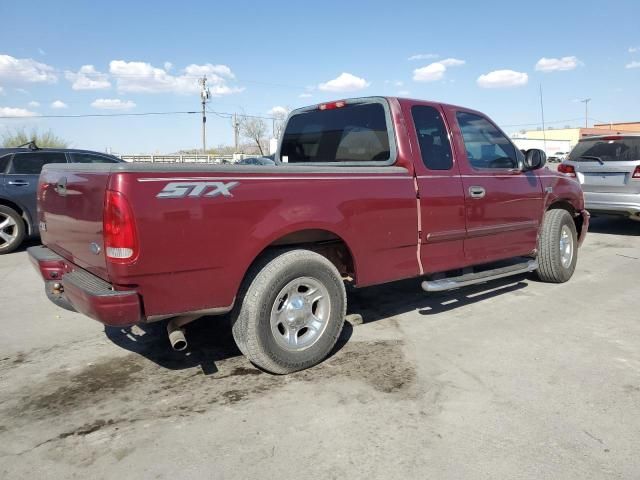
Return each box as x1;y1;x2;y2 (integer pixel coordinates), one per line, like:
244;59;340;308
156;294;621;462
469;186;486;199
8;180;29;186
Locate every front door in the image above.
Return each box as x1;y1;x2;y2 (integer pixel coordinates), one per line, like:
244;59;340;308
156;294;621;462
445;108;544;265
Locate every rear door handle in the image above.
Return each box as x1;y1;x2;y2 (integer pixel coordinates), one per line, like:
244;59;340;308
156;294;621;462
469;186;486;199
7;180;29;186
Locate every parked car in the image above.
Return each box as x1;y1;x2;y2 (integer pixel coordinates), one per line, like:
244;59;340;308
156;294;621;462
236;156;276;166
559;134;640;221
548;151;569;163
0;146;122;254
29;96;589;373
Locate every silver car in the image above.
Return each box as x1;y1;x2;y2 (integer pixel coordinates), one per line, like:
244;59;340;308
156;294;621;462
561;135;640;221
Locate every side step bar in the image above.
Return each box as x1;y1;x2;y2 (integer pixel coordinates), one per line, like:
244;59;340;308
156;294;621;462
421;259;538;292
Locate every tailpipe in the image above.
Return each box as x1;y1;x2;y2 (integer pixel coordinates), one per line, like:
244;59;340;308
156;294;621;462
166;314;201;351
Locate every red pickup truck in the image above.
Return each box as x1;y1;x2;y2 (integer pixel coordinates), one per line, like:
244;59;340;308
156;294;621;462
29;97;589;373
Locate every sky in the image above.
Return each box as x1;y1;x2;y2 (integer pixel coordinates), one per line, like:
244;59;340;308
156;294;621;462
0;0;639;153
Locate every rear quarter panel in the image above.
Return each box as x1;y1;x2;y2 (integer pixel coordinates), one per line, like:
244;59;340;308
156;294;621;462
110;167;418;318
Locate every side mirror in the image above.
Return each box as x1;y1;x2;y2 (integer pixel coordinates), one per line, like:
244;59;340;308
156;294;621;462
524;149;546;171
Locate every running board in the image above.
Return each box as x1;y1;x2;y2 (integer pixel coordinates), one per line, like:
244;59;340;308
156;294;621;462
421;259;538;292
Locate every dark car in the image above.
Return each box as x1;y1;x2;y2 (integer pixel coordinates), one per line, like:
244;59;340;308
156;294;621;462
0;146;122;254
236;156;276;166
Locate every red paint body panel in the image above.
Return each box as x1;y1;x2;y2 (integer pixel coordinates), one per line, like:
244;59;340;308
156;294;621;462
32;97;588;326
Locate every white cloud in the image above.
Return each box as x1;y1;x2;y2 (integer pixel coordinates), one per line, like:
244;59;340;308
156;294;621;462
298;92;313;98
50;100;68;109
535;56;581;72
318;72;370;92
629;46;639;53
109;60;242;95
397;90;411;96
0;106;38;117
64;65;111;90
91;98;136;110
28;100;40;107
268;106;289;118
164;61;173;71
408;53;439;61
625;61;640;69
0;54;57;83
477;69;529;88
439;58;466;67
413;58;465;82
413;62;446;82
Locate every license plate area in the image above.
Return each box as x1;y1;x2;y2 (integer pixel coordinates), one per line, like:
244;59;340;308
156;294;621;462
580;172;627;187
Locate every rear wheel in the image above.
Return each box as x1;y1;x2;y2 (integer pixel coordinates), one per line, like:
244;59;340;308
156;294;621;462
231;249;346;374
536;209;578;283
0;206;25;255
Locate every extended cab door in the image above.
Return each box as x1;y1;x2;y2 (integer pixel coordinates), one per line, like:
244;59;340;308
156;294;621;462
403;102;467;274
444;107;544;264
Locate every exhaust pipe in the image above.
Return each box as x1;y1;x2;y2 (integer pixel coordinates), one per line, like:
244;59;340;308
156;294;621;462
166;314;201;351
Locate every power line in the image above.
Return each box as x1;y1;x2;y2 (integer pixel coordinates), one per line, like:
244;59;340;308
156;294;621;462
0;110;199;119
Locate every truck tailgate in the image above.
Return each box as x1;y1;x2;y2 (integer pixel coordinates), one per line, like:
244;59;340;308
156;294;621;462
39;164;111;280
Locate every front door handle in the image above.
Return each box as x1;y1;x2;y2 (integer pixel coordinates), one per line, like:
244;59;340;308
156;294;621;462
7;180;29;186
469;186;486;199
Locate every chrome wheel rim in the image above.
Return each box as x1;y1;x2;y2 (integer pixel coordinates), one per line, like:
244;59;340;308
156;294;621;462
0;213;18;247
559;225;574;268
270;277;331;352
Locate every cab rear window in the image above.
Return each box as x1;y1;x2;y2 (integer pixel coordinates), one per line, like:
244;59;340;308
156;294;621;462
569;137;640;162
280;102;391;164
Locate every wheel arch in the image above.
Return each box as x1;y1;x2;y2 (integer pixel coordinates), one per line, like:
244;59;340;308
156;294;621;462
546;199;583;240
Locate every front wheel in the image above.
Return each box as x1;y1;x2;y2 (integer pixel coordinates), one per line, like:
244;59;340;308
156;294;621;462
536;209;578;283
231;250;346;374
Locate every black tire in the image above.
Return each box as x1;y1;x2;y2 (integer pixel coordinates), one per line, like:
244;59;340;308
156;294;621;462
536;209;578;283
0;206;26;255
231;249;346;374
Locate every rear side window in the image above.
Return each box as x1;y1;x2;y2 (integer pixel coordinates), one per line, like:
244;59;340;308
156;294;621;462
568;137;640;162
280;102;391;164
411;106;453;170
10;152;67;174
456;112;518;169
70;153;118;164
0;154;11;173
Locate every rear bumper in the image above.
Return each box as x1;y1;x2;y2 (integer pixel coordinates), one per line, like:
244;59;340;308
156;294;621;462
584;191;640;218
28;246;142;327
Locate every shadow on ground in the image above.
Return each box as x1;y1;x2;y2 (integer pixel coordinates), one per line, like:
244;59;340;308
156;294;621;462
106;274;529;372
588;216;640;236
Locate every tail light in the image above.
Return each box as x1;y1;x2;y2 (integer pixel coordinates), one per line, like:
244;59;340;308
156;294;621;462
104;190;138;263
319;100;346;110
557;163;576;177
633;166;640;179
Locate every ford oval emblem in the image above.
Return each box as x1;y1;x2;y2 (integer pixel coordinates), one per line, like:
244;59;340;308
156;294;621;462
90;242;101;255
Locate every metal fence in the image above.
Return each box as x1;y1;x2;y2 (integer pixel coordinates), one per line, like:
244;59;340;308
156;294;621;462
117;154;237;164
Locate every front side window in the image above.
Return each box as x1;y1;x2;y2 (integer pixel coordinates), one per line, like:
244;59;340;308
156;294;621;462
280;102;391;164
9;152;67;174
411;105;453;170
70;153;118;164
456;112;517;169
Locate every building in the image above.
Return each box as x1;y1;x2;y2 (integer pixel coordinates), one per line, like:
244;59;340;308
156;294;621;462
515;125;639;151
511;137;572;157
593;121;640;132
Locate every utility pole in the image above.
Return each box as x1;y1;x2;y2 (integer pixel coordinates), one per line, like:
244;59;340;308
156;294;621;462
580;98;591;128
233;113;240;153
199;76;210;154
539;84;547;154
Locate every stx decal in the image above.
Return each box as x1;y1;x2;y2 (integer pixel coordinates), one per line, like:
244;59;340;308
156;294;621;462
157;181;239;198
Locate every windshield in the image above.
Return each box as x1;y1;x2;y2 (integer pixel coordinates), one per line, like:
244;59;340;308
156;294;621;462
568;137;640;162
280;102;391;164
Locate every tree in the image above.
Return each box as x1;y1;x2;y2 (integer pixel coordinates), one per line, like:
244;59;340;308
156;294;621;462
271;106;290;139
239;117;268;156
1;127;69;148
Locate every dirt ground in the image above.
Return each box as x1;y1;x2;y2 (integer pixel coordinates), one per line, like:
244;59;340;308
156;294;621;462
1;216;639;479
